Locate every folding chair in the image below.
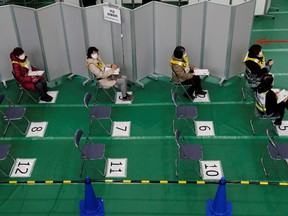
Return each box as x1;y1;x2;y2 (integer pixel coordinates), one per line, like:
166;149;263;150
12;70;39;104
174;130;203;177
171;91;197;134
241;67;261;100
0;94;31;136
83;92;113;135
171;68;194;102
250;92;280;135
0;144;15;176
74;129;106;177
92;74;116;103
261;129;288;176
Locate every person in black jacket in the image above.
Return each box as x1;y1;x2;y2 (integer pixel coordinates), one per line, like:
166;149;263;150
243;44;274;79
256;74;288;126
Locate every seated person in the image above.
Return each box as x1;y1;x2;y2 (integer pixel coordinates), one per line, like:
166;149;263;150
256;74;288;126
10;47;53;102
86;46;134;102
170;46;206;100
243;44;274;79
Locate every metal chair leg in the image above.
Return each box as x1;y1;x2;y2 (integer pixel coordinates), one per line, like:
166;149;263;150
175;158;178;177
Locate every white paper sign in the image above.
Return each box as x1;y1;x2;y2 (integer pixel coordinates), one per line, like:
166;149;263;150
195;121;215;136
105;158;127;177
103;6;121;24
193;90;210;102
26;122;48;137
115;92;133;104
275;121;288;136
112;121;131;137
200;160;223;180
10;158;36;177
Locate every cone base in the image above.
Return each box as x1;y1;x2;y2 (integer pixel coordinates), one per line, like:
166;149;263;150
80;197;104;216
206;200;232;216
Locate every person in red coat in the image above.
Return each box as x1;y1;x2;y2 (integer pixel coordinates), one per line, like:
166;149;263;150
10;47;53;102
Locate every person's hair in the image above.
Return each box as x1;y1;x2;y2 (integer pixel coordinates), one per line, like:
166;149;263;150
258;74;273;92
87;47;99;58
12;47;24;57
248;44;262;58
173;46;185;59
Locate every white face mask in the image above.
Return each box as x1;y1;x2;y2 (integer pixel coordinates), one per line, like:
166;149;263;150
91;54;98;60
258;51;263;57
183;53;187;58
19;53;25;60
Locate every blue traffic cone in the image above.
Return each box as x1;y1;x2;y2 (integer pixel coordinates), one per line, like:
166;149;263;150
80;176;105;216
206;177;232;216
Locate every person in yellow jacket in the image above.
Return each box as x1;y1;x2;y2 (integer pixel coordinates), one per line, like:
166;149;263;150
243;44;274;79
86;46;134;102
170;46;206;100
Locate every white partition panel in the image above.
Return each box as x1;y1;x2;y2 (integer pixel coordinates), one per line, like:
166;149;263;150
181;2;205;68
85;5;113;64
111;22;123;68
12;6;44;70
61;3;87;78
154;2;178;77
119;7;135;81
228;0;254;77
203;3;231;79
37;3;70;81
0;6;19;83
134;3;154;81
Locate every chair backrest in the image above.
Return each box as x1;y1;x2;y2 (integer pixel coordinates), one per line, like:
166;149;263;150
171;92;178;107
0;144;10;160
84;92;92;110
174;130;181;148
171;67;181;83
266;129;279;151
244;67;260;88
0;93;5;105
74;129;83;149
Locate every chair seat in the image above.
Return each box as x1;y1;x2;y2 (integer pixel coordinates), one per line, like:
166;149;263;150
254;109;280;120
176;106;197;119
179;144;202;160
91;106;111;119
4;107;26;120
82;144;105;160
0;144;10;160
268;143;288;159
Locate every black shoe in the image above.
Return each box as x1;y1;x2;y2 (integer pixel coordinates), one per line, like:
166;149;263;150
195;90;207;96
183;93;195;100
40;95;53;102
274;119;282;126
46;94;53;101
121;93;134;102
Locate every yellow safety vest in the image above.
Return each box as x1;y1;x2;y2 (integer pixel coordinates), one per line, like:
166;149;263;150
169;56;189;68
255;90;269;112
12;58;29;68
243;52;265;68
87;60;105;71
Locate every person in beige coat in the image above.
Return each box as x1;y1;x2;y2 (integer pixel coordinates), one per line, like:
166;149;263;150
170;46;206;100
86;46;134;101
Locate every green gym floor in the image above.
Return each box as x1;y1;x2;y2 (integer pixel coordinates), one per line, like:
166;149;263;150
1;0;288;215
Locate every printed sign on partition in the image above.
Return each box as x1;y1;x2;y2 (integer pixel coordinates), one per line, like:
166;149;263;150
26;122;48;137
105;158;127;178
275;121;288;136
10;158;36;177
193;90;210;102
200;160;223;180
112;121;131;137
103;6;121;24
195;121;215;136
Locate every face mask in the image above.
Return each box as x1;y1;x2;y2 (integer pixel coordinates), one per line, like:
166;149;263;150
19;54;25;60
258;51;263;57
183;53;187;58
91;54;98;60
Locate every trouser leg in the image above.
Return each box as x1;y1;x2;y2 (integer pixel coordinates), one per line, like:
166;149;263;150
116;76;127;97
34;81;47;98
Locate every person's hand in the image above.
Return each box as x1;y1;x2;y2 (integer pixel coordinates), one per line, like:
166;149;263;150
32;76;39;83
111;64;118;70
268;60;274;66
